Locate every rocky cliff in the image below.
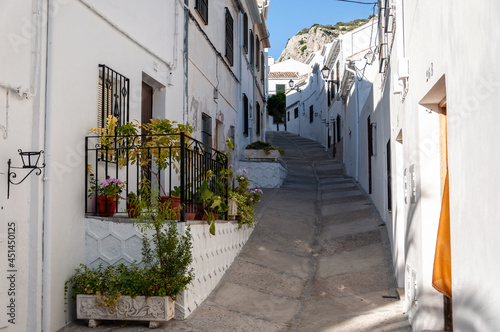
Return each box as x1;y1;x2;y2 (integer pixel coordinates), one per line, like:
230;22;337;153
276;16;375;63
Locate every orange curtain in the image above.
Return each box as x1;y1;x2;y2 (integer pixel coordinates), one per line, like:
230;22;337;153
432;170;452;298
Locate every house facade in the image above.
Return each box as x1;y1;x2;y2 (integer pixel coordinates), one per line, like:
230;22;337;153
328;1;500;331
0;0;270;331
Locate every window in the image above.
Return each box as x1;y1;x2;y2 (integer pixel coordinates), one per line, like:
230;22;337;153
256;102;261;136
243;13;248;53
336;114;341;141
260;52;265;82
195;0;208;25
287;111;290;121
243;94;249;136
249;30;254;65
294;107;298;119
309;105;314;123
276;84;285;93
201;113;212;148
256;35;260;70
225;8;234;66
98;64;129;130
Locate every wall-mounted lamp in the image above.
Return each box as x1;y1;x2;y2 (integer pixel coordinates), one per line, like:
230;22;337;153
321;66;339;84
288;79;301;92
7;150;45;199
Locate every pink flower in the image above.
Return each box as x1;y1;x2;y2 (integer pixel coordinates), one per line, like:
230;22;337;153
240;176;245;180
249;197;253;201
229;164;233;168
242;169;248;174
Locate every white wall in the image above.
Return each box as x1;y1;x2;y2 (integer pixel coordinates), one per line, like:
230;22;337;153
375;0;500;330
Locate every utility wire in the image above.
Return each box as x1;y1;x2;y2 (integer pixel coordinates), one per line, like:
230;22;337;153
332;0;377;4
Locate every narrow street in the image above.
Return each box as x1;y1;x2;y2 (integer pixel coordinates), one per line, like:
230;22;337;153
62;132;411;332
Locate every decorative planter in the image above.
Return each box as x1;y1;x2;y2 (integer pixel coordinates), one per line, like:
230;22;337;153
97;195;117;217
244;149;281;161
76;294;175;329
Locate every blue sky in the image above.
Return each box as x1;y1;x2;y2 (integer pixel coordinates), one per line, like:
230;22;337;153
266;0;377;60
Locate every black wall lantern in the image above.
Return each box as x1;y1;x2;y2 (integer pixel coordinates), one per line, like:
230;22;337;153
7;149;45;199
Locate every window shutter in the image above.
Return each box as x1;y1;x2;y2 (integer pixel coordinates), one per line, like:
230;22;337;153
225;8;234;66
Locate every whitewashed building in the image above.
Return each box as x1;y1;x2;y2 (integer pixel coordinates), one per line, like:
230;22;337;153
0;0;270;330
330;1;500;331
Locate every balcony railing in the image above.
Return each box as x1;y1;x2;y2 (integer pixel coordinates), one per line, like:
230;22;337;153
85;132;228;221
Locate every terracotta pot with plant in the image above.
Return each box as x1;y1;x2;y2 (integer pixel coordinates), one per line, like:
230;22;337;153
88;176;125;217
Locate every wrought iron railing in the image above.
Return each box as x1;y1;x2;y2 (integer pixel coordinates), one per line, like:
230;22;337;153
85;132;228;221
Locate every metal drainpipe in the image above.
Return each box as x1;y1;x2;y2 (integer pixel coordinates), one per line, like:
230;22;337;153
42;0;52;329
345;66;359;182
183;0;189;124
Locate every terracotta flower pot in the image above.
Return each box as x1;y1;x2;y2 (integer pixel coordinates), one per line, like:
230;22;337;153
97;195;117;217
160;196;181;219
127;203;140;218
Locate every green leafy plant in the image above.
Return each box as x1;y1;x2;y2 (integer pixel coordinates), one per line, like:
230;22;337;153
66;181;194;311
228;168;263;228
199;177;228;235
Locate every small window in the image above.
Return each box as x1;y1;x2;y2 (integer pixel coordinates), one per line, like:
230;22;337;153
201;113;212;148
336;114;341;141
256;35;260;70
260;52;265;82
225;8;234;66
309;105;314;123
294;107;298;119
195;0;209;25
287;111;290;121
276;84;285;93
243;13;248;53
243;94;249;136
256;102;261;136
249;30;254;65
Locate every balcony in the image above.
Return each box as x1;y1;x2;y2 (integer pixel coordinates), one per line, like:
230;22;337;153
85;132;228;221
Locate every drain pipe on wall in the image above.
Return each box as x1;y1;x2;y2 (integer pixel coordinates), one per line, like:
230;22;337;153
345;65;359;182
182;0;189;124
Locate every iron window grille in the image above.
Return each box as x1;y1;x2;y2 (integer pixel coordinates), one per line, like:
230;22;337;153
260;52;265;82
243;94;249;136
225;8;234;66
201;113;212;149
309;105;314;123
195;0;209;25
243;13;248;53
98;64;129;130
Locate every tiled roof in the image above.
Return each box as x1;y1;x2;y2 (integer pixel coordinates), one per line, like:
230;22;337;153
268;72;299;79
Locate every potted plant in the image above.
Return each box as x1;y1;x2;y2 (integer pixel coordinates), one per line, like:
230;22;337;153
88;176;125;217
66;182;194;328
126;192;140;218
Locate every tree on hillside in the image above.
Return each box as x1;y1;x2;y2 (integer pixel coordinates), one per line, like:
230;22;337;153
267;91;286;131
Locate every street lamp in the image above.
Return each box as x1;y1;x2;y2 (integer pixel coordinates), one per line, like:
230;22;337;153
288;79;301;92
7;149;45;199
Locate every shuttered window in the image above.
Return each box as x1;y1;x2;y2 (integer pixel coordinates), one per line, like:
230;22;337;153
243;94;249;136
195;0;209;25
256;35;260;70
243;13;248;53
98;64;129;130
225;8;234;66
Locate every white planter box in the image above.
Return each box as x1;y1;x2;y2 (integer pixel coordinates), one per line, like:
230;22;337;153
76;294;175;328
244;149;281;161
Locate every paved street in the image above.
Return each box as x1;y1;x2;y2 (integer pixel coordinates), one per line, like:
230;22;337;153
61;131;411;332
